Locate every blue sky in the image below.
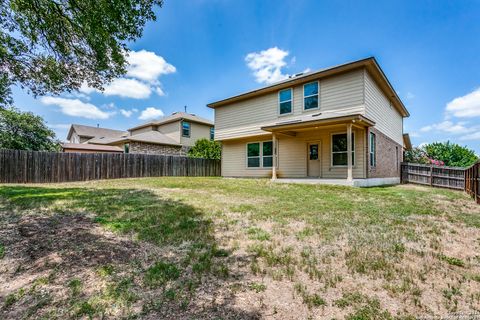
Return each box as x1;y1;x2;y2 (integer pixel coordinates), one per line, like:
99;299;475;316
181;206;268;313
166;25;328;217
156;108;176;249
11;0;480;153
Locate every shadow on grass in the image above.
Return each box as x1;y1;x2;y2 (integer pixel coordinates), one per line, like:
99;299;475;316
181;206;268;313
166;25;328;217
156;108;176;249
0;186;260;319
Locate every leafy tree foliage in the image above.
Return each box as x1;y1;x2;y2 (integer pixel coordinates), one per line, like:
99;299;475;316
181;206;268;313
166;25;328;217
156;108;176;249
405;141;478;167
188;138;221;160
0;0;163;106
0;107;60;151
423;141;478;167
404;147;429;165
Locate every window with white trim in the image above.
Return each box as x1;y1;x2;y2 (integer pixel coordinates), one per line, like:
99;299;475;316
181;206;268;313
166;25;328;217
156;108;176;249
369;132;376;167
332;133;355;166
210;127;214;140
182;121;190;137
247;141;273;168
279;88;292;115
303;82;319;110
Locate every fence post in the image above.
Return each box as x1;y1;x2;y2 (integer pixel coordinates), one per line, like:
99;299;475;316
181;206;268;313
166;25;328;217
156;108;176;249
430;165;433;187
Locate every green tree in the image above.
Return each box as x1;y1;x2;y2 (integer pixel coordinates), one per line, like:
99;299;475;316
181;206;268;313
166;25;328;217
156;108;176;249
423;141;478;167
0;0;163;107
404;147;430;164
188;138;221;160
0;107;60;151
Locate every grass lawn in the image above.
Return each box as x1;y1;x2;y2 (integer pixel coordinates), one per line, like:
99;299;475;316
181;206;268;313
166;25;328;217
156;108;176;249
0;177;479;319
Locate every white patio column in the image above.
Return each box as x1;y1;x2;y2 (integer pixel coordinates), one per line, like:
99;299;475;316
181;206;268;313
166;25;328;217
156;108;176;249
347;123;353;181
272;133;277;180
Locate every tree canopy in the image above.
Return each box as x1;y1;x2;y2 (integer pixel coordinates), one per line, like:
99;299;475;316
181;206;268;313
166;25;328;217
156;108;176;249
404;141;478;168
187;138;221;160
0;107;60;151
0;0;163;107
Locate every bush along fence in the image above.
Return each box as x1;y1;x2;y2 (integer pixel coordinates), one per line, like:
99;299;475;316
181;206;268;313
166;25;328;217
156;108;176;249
0;149;221;183
401;162;480;204
465;161;480;204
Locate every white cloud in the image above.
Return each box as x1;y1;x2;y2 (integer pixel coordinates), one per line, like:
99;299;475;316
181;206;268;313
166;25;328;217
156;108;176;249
40;97;112;119
420;121;474;134
126;50;176;83
120;109;137;118
406;92;415;99
78;50;175;99
245;47;290;84
460;132;480;141
409;132;420;138
138;107;164;120
49;124;71;129
102;78;152;99
154;86;165;96
446;88;480;118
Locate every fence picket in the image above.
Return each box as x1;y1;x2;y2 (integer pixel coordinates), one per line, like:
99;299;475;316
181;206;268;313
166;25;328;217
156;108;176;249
0;149;221;183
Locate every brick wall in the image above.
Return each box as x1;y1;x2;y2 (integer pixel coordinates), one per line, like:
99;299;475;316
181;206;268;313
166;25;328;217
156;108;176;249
129;142;190;156
367;128;403;178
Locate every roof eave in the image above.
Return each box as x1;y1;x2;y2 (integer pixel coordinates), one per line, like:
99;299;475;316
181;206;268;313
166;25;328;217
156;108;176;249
261;114;375;132
207;57;409;118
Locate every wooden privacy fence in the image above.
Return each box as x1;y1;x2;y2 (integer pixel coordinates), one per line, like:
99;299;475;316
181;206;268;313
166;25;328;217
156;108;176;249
0;149;221;183
401;162;466;190
465;161;480;204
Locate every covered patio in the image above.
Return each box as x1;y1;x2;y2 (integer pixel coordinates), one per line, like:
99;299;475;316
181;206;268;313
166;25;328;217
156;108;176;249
261;113;375;182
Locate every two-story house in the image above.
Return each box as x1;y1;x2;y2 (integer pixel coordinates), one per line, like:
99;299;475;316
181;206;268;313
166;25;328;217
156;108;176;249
208;57;410;186
96;112;215;155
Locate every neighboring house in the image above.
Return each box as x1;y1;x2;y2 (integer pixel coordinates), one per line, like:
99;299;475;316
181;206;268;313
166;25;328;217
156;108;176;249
208;57;410;186
94;112;214;156
66;124;127;144
61;143;123;154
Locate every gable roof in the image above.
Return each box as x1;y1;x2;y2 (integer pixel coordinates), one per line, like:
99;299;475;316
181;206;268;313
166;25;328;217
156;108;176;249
128;112;214;132
61;143;123;152
67;124;127;141
98;131;182;147
207;57;409;117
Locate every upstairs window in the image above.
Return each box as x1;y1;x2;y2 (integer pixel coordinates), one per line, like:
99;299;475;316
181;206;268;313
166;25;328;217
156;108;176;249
182;121;191;137
332;133;355;166
210;127;214;140
247;141;273;168
279;88;292;115
304;82;319;110
369;132;376;167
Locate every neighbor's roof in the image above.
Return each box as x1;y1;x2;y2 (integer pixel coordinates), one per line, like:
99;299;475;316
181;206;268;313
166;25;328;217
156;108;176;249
61;143;123;152
101;131;182;147
128;112;214;131
207;57;409;118
67;124;127;140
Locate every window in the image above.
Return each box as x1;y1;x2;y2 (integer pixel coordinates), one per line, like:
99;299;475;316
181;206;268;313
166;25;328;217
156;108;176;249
263;141;273;167
247;141;273;168
247;143;260;168
332;133;355;166
369;132;376;167
304;82;319;110
124;143;130;154
309;144;319;160
279;88;292;115
210;127;214;140
182;121;190;137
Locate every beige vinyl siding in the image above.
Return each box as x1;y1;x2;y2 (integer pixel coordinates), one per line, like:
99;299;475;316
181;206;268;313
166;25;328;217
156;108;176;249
364;70;403;145
158;121;180;143
221;135;272;177
215;69;366;141
180;122;213;146
221;126;366;178
129;126;156;136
